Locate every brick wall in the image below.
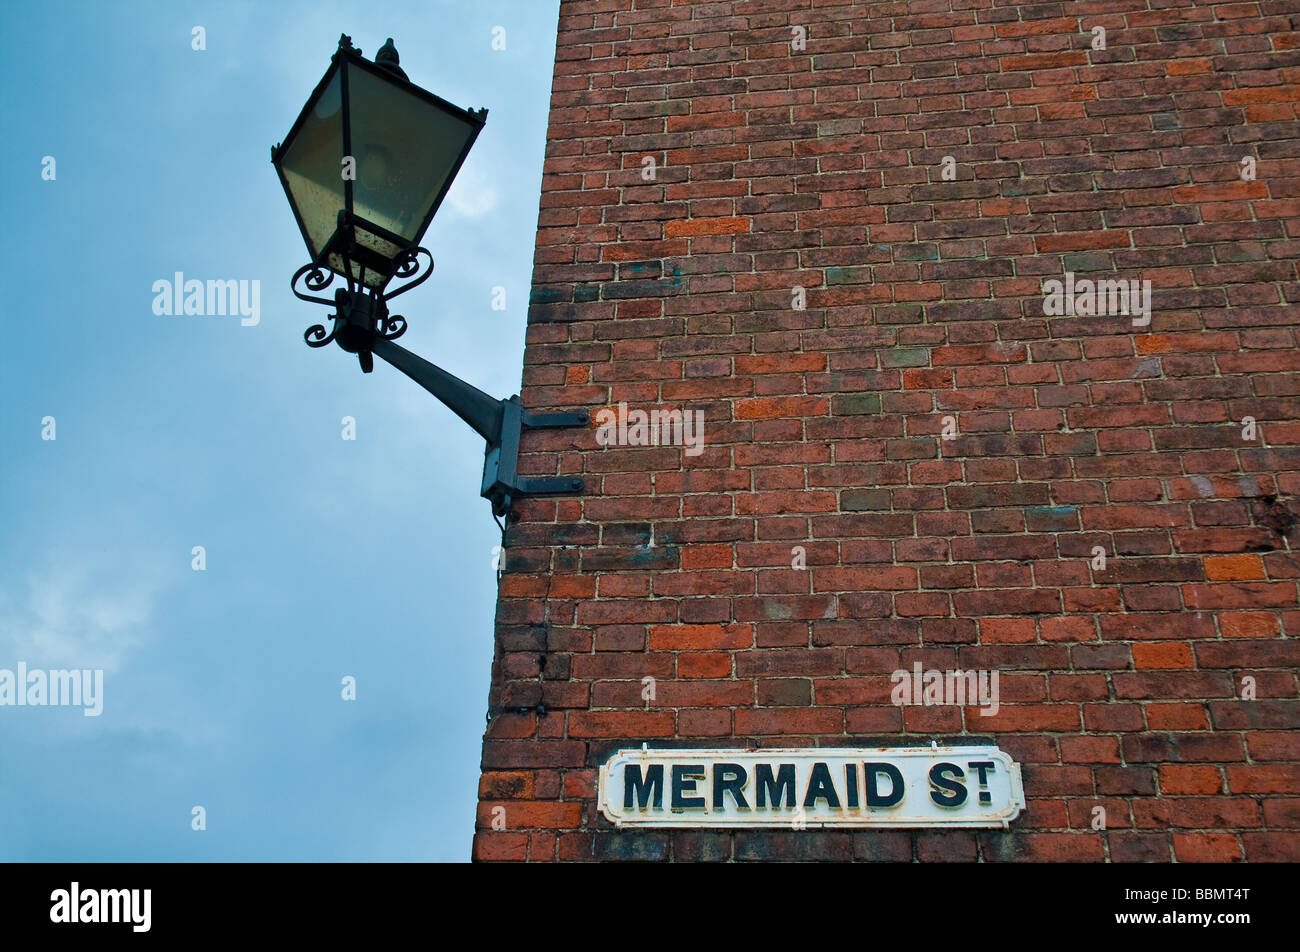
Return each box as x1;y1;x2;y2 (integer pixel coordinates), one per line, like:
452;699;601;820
474;0;1300;862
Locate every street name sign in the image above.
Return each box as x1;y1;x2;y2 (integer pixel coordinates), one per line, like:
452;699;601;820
598;746;1025;829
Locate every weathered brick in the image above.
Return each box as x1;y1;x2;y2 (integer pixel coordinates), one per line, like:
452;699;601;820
477;0;1300;864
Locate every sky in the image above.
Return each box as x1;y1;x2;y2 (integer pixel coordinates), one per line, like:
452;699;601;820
0;0;561;861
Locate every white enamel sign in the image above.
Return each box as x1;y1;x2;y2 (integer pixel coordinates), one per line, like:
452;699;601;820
598;746;1025;829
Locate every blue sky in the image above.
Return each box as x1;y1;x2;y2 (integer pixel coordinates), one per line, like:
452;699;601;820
0;0;560;861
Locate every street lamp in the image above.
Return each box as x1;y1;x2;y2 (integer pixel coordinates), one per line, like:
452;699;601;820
271;35;586;517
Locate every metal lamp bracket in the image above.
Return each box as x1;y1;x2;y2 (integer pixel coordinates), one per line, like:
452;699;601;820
484;398;588;517
291;249;587;516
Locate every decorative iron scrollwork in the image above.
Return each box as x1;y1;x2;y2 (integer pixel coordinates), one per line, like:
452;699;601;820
291;263;337;307
304;318;341;348
376;313;408;341
383;247;434;301
292;248;430;350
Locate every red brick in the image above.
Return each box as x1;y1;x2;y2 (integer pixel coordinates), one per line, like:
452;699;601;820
1204;554;1266;581
1159;766;1222;796
648;624;752;650
1132;642;1193;669
473;833;530;862
476;0;1300;864
1219;611;1281;639
477;802;583;831
1173;834;1243;863
664;216;751;238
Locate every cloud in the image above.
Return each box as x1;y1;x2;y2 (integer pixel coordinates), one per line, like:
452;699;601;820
444;163;500;219
0;556;164;673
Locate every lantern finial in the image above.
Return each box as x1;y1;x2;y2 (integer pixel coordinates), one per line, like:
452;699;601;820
375;38;408;80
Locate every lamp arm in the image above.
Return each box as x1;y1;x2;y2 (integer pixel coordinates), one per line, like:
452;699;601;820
370;336;503;444
368;336;588;516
